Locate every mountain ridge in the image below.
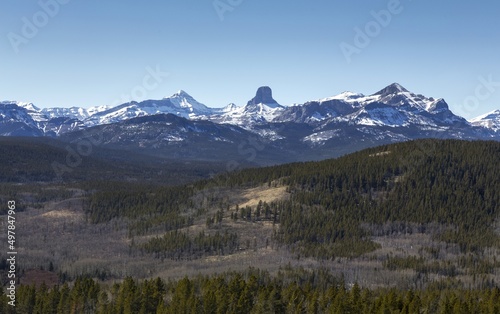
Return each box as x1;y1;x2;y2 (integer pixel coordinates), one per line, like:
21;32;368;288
3;83;498;133
2;84;499;163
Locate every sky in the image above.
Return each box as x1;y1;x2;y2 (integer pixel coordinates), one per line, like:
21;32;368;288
1;0;500;119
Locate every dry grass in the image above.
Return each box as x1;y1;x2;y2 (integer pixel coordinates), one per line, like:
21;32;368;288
369;151;391;157
237;186;289;208
41;209;81;220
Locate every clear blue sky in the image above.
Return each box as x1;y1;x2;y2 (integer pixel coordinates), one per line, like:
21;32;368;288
1;0;499;118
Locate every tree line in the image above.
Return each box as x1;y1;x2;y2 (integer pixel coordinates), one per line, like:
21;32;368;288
1;268;499;313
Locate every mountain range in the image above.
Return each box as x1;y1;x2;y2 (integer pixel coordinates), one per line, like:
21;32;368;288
2;83;499;164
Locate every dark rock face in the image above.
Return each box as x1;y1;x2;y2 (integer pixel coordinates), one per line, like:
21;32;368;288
373;83;409;96
247;86;278;106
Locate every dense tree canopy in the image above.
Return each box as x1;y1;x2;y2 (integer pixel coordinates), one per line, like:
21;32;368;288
2;269;499;313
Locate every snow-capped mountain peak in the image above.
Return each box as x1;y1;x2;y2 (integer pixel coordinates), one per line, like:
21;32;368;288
87;104;113;116
243;86;284;120
426;98;448;112
84;90;212;126
0;102;35;122
0;102;42;136
337;91;364;99
167;90;211;114
41;106;91;121
470;109;500;122
221;103;238;113
2;82;499;142
319;91;365;103
247;86;281;106
171;90;190;98
374;82;409;96
470;109;500;132
15;101;40;112
206;86;285;127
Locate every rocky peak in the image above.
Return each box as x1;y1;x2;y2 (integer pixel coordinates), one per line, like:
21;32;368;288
373;83;409;96
247;86;278;106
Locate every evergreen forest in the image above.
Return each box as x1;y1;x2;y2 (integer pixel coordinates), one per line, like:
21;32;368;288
1;139;499;312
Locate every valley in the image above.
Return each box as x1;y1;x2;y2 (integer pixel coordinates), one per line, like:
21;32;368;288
4;0;500;310
1;138;499;312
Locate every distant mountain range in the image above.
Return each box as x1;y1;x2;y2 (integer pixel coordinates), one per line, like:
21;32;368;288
2;83;499;164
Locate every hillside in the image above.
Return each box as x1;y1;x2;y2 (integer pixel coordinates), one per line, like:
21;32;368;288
1;139;498;309
214;139;500;255
0;137;226;185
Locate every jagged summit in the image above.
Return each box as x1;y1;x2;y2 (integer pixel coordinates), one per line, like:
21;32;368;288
470;109;500;132
247;86;279;106
373;83;409;96
427;98;449;112
172;90;191;97
15;102;41;112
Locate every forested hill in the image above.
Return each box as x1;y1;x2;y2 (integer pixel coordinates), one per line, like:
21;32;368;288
0;137;225;184
208;139;500;256
87;139;500;258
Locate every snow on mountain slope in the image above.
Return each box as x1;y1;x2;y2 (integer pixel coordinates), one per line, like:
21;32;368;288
318;91;365;102
0;102;38;125
12;102;89;135
16;101;112;122
87;104;113;116
303;129;343;146
373;83;437;111
14;101;48;122
15;101;40;112
276;83;451;129
210;102;285;126
2;83;499;144
275;93;361;124
41;107;91;121
84;90;213;126
0;102;42;136
168;90;213;115
470;109;500;132
343;104;409;127
208;86;285;128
